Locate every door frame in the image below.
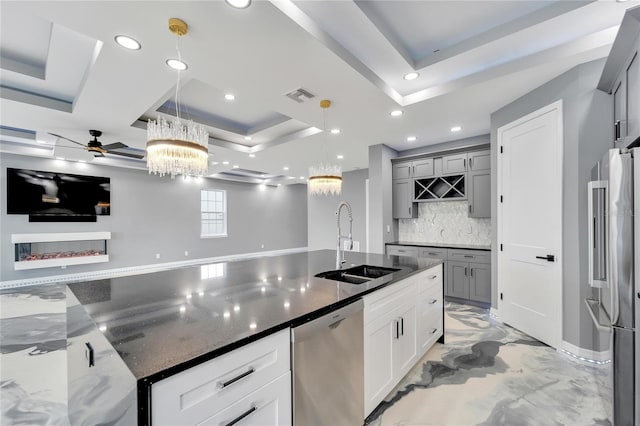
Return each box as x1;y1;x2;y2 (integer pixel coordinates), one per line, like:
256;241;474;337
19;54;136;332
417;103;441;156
496;99;564;349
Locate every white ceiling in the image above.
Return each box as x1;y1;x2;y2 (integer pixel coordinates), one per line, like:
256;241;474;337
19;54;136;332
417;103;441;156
0;0;637;185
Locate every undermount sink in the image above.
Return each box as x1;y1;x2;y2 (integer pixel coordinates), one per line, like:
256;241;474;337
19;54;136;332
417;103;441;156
315;265;401;285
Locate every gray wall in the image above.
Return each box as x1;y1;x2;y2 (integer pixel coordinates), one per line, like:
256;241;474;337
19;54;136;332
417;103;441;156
1;153;308;282
490;58;612;351
307;169;369;251
368;144;398;254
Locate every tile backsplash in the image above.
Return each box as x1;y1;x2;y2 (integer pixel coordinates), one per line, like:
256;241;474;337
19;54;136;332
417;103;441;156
398;201;491;246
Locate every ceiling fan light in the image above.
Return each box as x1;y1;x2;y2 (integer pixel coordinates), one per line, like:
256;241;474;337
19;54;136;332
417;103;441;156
225;0;251;9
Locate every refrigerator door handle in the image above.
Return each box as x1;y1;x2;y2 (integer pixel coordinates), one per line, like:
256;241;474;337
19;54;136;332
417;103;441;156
588;180;608;288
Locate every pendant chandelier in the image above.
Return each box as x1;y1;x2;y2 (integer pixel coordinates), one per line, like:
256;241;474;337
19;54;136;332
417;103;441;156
308;100;342;196
146;18;209;178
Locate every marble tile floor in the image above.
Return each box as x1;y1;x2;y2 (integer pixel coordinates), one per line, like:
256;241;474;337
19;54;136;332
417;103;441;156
366;302;612;426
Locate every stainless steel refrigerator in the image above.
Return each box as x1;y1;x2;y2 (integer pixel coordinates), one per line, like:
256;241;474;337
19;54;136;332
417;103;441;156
587;148;639;426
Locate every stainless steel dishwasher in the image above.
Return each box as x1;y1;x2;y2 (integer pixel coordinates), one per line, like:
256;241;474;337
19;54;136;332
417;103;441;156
292;299;364;426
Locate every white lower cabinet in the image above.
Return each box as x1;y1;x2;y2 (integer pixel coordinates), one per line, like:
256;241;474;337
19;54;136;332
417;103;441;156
363;265;443;417
151;329;291;426
199;372;291;426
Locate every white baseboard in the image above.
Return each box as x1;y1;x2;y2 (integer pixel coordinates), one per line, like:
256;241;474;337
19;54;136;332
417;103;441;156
0;247;308;290
489;307;501;322
560;340;611;365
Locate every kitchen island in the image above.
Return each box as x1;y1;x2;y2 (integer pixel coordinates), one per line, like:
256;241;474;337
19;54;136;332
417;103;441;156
66;249;443;425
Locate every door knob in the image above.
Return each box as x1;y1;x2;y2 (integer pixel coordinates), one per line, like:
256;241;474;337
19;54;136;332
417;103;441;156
535;254;555;262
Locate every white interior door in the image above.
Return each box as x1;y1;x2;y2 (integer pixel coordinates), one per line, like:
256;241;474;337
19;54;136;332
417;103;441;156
498;100;563;349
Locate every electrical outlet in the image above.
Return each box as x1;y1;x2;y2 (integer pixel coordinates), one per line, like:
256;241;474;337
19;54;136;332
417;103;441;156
386;225;390;233
155;253;160;259
184;251;189;257
261;244;265;249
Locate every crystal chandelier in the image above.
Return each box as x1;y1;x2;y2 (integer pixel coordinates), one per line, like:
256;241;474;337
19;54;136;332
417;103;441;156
309;100;342;196
146;18;209;178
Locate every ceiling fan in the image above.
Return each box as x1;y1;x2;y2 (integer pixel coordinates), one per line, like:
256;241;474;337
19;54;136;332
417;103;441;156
49;130;145;159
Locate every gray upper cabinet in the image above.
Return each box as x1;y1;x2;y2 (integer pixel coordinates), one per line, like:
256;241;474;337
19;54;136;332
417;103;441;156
468;170;490;218
413;159;434;178
393;159;434;179
468;150;490;171
393;179;417;219
392;162;412;180
442;153;467;175
598;8;640;147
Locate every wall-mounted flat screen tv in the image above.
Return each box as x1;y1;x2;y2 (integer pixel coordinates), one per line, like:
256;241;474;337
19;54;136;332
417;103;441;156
7;168;110;221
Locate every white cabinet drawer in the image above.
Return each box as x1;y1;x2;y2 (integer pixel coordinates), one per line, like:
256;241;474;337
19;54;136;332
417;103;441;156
364;276;417;324
418;264;443;294
152;329;290;426
198;372;291;426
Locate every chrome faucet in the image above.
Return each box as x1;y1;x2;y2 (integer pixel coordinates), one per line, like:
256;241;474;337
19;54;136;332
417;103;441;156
336;202;353;269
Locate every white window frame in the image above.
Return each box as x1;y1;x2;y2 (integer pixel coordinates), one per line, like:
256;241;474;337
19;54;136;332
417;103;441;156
200;189;227;238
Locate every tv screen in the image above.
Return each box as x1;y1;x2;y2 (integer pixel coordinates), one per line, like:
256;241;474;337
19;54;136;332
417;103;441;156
7;168;110;217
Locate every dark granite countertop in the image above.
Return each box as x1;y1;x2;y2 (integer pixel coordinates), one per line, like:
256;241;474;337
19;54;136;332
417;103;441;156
388;241;491;251
68;250;441;382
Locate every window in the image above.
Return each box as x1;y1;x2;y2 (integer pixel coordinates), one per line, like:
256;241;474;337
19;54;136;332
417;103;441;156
201;189;227;238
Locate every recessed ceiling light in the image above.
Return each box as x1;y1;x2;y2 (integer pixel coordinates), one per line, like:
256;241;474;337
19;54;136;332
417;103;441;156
114;35;141;50
223;161;230;165
249;153;255;158
37;140;48;145
224;93;235;101
211;161;219;165
390;110;403;117
337;155;344;160
277;184;282;187
407;136;417;142
283;166;289;171
450;126;462;132
225;0;251;8
330;128;341;135
233;165;239;169
244;136;252;141
55;157;65;161
166;59;188;71
403;72;419;81
299;176;305;179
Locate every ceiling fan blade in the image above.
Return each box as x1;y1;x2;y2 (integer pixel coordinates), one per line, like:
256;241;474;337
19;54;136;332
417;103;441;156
48;133;86;148
107;151;145;160
102;142;128;150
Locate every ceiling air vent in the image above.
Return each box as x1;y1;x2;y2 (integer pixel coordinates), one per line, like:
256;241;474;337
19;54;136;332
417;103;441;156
285;87;315;103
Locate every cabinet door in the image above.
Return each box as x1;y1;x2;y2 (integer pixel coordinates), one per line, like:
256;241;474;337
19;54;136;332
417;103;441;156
413;158;434;178
442;153;468;175
364;313;395;416
614;79;626;145
394;303;418;379
392;179;416;219
199;372;291;426
468;170;490;218
392;162;412;179
468;150;490;171
469;262;491;303
626;51;638;143
447;260;469;299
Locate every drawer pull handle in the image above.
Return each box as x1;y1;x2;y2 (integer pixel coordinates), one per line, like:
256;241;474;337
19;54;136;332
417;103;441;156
223;405;257;426
431;328;438;334
463;255;474;258
397;250;406;253
218;367;255;389
429;299;438;304
428;252;438;256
